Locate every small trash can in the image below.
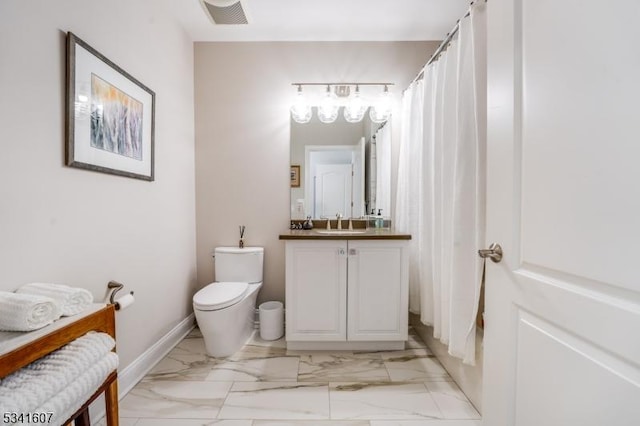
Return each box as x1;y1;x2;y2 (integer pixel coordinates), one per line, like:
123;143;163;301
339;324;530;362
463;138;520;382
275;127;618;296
259;301;284;341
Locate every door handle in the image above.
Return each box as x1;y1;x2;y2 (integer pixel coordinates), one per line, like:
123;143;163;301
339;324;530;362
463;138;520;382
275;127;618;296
478;243;503;263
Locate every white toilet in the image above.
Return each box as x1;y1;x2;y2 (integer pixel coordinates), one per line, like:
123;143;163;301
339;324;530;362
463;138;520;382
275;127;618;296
193;246;263;357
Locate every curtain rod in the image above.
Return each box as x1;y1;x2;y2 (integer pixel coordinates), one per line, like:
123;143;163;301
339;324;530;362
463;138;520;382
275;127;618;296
406;0;486;88
291;82;394;87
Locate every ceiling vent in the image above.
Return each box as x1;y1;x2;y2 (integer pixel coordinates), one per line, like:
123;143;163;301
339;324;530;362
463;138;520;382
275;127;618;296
200;0;249;25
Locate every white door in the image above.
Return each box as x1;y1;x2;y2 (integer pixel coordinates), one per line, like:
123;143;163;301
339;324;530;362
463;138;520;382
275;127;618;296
315;163;352;218
347;240;408;341
484;1;640;425
285;241;347;341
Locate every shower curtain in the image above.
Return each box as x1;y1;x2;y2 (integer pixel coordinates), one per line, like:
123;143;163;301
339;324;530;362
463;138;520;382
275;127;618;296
395;1;486;365
395;79;424;314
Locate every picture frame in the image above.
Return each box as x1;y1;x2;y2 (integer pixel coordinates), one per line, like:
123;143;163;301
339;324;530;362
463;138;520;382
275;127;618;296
66;32;155;181
290;165;301;188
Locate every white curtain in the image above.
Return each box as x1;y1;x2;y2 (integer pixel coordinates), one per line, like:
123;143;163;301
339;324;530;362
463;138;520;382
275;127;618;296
374;123;392;217
448;2;487;364
395;1;486;365
395;79;424;314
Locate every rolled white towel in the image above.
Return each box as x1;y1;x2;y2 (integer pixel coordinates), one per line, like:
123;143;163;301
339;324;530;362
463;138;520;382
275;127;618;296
0;291;60;332
16;283;93;316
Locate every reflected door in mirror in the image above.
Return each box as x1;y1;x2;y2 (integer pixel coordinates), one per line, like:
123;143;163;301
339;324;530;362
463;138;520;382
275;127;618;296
314;164;352;218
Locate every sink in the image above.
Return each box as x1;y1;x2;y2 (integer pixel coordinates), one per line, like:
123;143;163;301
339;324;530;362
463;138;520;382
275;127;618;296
314;229;367;235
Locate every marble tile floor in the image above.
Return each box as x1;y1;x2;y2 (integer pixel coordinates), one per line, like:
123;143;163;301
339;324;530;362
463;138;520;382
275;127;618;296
116;327;480;425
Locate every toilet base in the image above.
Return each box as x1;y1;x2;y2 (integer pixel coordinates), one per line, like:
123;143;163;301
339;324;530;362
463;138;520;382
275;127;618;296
194;282;261;358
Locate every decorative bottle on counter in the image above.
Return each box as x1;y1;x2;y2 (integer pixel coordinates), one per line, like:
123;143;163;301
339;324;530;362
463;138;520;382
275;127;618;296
303;216;314;230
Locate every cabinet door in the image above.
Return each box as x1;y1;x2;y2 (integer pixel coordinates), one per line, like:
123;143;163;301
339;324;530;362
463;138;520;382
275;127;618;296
347;240;409;341
285;240;347;341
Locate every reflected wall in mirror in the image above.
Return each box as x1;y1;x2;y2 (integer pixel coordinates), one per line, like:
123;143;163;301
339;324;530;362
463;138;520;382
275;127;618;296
290;106;391;220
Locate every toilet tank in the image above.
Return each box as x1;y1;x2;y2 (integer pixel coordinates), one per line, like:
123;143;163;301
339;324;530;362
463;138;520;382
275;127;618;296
215;247;264;283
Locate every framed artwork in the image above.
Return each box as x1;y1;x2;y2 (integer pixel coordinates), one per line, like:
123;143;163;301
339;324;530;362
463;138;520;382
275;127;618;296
290;165;301;188
66;32;155;181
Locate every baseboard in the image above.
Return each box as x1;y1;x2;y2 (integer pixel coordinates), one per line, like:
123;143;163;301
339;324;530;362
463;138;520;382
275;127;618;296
118;313;195;396
89;313;195;422
287;340;404;351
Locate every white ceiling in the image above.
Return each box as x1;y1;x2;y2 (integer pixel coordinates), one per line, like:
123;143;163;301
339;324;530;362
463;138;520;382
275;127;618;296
170;0;471;42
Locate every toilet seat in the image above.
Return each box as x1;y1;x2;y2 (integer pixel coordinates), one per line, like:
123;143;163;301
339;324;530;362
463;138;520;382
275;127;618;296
193;282;249;311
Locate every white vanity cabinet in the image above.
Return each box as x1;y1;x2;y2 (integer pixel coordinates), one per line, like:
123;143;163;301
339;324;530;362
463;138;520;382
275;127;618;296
284;238;409;351
285;240;347;341
347;240;408;341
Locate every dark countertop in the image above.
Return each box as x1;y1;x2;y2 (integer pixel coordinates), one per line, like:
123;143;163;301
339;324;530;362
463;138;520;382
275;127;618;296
279;229;411;240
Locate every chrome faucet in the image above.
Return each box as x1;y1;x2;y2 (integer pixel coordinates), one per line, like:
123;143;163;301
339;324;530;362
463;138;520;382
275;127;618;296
336;213;343;230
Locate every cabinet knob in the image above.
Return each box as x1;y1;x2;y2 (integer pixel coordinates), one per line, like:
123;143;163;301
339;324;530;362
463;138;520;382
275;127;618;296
349;249;357;256
338;248;346;256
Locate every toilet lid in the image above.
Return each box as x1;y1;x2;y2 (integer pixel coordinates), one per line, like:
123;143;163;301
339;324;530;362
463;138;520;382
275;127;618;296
193;282;249;311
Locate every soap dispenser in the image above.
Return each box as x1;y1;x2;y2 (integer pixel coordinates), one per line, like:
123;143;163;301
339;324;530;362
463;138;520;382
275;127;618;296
375;209;384;229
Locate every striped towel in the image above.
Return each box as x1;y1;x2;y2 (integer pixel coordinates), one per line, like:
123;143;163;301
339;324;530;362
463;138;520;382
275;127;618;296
0;331;115;414
0;291;60;331
16;283;93;316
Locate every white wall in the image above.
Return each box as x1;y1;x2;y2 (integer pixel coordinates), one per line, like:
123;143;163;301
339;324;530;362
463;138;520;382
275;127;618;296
194;41;438;304
0;0;197;370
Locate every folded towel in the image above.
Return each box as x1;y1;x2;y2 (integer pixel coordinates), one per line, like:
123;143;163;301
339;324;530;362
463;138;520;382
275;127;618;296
0;331;115;415
0;291;60;332
16;283;93;316
41;352;119;426
0;351;119;426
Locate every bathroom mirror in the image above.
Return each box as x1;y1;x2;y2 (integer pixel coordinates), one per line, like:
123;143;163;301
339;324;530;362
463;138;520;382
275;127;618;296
290;107;391;220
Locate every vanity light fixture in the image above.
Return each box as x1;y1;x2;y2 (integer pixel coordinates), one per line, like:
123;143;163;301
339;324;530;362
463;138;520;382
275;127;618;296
369;84;392;123
290;85;312;124
290;83;394;124
343;85;367;123
317;85;340;124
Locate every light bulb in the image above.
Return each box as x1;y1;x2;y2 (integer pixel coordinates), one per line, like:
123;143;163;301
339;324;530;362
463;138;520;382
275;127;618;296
369;85;392;123
290;85;312;124
343;85;367;123
317;85;339;124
